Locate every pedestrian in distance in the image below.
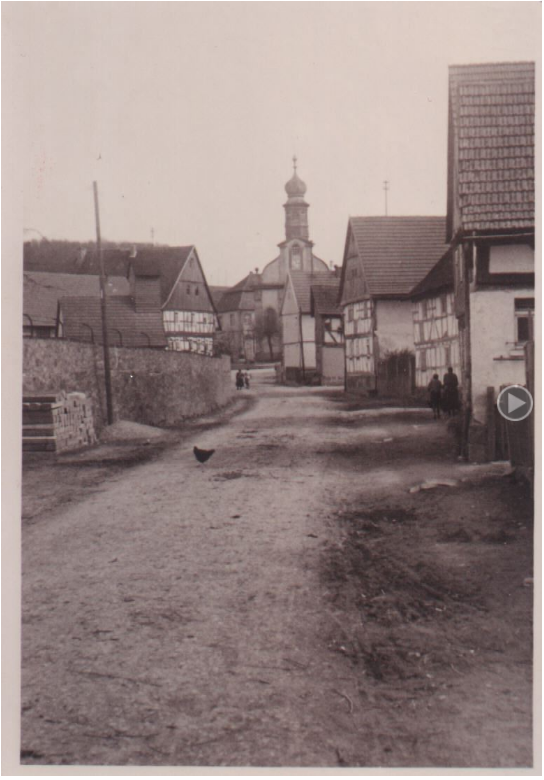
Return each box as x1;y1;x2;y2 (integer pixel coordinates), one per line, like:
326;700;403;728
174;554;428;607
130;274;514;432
442;366;460;416
244;371;251;390
427;373;443;419
235;369;244;391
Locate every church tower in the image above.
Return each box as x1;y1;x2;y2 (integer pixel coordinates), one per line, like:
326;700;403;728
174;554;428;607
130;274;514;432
283;156;310;242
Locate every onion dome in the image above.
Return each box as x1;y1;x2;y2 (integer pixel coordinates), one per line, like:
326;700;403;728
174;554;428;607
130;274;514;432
285;156;307;198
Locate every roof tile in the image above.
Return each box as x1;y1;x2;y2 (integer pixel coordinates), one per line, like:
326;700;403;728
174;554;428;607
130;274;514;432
449;61;535;232
59;296;167;347
344;216;448;300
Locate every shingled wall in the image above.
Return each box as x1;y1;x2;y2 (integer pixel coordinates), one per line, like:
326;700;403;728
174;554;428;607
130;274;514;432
23;340;233;434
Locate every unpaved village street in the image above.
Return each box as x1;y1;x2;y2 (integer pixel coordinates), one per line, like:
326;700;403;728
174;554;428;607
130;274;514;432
21;372;533;768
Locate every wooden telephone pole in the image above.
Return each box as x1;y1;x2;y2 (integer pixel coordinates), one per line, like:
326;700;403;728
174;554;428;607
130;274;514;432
383;180;390;216
93;181;114;425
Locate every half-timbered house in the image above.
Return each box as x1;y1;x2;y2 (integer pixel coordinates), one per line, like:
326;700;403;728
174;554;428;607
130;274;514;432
129;246;219;356
280;270;335;382
339;216;448;394
410;249;460;389
310;280;345;385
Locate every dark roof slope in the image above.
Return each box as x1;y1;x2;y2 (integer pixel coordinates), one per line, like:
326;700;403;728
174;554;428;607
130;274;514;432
24;241;134;276
310;280;342;316
208;286;230;307
216;273;260;313
348;216;448;298
289;270;334;314
24;271;129;327
410;249;454;299
59;296;167;347
447;61;535;236
24;241;199;307
128;246;194;304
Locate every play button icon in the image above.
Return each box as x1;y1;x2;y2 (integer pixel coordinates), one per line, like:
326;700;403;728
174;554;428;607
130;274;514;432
497;385;533;422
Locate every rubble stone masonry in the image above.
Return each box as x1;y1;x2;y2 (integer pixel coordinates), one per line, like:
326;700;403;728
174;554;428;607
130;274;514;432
23;340;233;434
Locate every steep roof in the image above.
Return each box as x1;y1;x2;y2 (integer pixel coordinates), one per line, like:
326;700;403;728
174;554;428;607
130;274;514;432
288;270;335;314
216;273;259;313
59;296;167;347
310;280;342;316
447;61;535;238
344;216;448;299
128;246;194;304
23;241;201;308
208;286;230;307
410;248;454;300
23;271;129;327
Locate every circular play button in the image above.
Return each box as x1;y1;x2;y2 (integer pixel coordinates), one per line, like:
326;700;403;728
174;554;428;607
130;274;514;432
497;385;533;422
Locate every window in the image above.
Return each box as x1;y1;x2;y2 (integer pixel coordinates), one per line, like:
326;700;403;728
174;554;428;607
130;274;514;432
195;286;199;296
186;285;191;295
291;244;302;270
347;306;353;322
444;345;451;367
230;313;236;328
420;349;427;371
515;298;535;343
439;294;447;315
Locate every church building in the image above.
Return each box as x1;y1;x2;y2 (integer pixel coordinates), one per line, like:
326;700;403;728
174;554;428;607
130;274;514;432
216;159;331;362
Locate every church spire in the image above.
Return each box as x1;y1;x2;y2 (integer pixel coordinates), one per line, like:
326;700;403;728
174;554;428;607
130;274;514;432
284;157;309;241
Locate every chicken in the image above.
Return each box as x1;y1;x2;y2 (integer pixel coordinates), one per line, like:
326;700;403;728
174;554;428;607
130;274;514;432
193;446;215;464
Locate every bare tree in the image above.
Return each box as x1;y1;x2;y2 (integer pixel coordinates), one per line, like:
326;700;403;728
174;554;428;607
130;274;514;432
255;306;280;361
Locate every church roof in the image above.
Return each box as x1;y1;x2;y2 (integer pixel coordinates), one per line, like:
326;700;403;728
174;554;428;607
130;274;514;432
285;171;307;199
216;273;260;313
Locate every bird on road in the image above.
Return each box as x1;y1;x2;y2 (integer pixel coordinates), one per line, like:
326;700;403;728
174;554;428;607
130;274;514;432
193;446;215;464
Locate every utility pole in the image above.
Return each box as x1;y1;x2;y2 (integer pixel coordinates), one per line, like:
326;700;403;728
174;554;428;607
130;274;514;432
383;180;390;216
93;181;114;425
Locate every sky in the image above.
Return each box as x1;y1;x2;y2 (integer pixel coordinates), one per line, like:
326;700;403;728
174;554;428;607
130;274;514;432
6;2;541;286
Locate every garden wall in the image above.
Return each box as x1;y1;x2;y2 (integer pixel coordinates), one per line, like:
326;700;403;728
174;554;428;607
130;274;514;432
23;340;233;434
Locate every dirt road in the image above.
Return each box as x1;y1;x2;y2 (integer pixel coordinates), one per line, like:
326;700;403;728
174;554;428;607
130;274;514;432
21;373;533;767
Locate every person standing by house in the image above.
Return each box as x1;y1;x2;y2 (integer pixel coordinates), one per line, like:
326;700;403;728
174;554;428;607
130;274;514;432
442;366;460;416
244;371;251;390
235;369;244;390
427;374;443;419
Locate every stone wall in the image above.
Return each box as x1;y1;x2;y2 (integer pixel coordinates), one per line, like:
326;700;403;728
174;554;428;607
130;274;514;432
23;340;233;434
